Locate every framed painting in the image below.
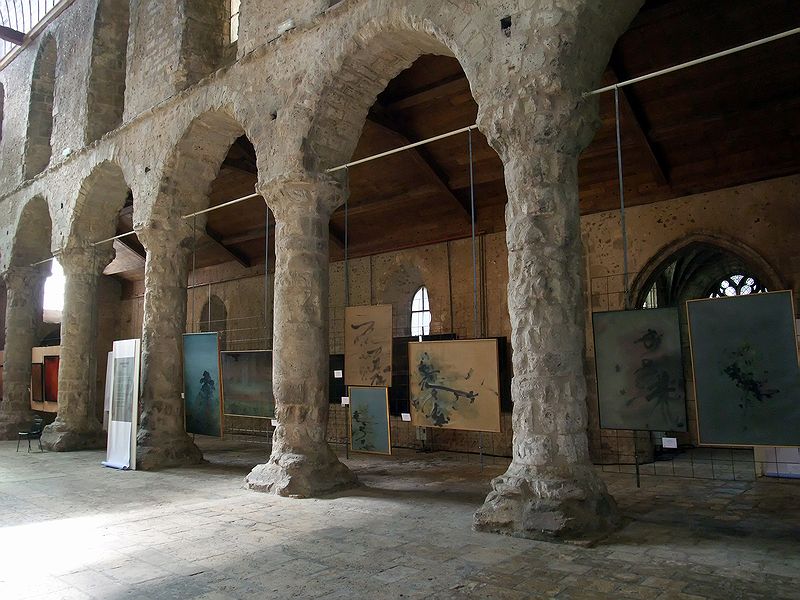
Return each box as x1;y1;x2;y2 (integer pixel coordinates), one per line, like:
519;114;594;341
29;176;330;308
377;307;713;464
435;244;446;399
30;363;44;404
345;304;393;387
183;333;224;437
408;339;501;432
593;308;687;432
221;351;274;418
348;386;391;455
687;291;800;446
43;355;59;403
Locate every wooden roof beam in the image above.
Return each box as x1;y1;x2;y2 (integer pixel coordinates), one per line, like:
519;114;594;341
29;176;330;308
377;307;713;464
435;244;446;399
204;225;251;268
0;25;25;45
366;111;472;223
607;60;671;187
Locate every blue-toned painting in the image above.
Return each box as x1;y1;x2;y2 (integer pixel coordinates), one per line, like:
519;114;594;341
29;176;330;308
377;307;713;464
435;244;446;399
593;308;687;432
221;351;274;418
349;386;391;454
183;333;223;437
688;291;800;446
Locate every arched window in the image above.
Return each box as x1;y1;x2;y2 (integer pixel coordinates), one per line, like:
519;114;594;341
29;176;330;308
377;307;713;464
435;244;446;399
709;273;767;298
410;286;431;337
229;0;241;43
25;35;57;178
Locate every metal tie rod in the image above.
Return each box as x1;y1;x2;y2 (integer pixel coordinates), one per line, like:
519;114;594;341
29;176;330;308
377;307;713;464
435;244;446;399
327;124;479;173
587;27;800;96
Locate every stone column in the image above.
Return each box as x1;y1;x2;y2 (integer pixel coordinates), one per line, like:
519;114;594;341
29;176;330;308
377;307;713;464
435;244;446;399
135;225;203;469
41;247;112;451
245;175;357;497
474;119;619;539
0;267;45;439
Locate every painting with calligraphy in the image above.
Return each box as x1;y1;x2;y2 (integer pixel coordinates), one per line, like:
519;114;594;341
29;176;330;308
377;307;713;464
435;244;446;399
345;304;393;387
348;386;391;454
593;308;687;432
688;291;800;446
408;339;501;432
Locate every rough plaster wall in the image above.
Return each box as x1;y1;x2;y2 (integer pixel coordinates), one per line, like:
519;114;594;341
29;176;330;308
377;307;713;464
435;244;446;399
237;0;332;57
179;0;227;88
124;0;185;118
583;175;800;460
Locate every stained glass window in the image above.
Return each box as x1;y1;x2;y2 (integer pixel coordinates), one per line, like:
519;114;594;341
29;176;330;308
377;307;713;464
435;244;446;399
710;274;767;298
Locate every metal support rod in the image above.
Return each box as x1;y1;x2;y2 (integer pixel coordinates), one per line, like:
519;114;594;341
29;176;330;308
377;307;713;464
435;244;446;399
91;230;137;247
191;214;197;333
344;168;350;307
587;27;800;96
633;430;641;489
614;87;631;309
327;124;479;173
29;256;55;267
182;193;261;219
468;129;479;339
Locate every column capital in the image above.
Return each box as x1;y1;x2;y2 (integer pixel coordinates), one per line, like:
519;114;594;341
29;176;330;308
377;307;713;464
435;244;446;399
134;219;195;254
1;264;48;289
55;244;114;276
257;171;346;220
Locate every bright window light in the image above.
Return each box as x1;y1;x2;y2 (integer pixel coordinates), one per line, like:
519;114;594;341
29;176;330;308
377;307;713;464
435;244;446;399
43;258;64;318
411;286;431;337
230;0;241;43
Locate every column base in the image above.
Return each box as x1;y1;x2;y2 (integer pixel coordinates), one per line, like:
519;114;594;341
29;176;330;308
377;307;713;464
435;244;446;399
136;432;204;470
245;444;358;498
473;464;620;541
41;418;105;451
0;409;39;441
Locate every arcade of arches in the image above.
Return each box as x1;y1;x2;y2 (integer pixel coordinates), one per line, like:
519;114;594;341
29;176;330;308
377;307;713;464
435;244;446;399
0;1;799;598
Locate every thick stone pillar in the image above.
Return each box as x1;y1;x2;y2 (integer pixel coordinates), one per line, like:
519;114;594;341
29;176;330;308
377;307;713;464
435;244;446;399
245;175;357;497
41;247;112;451
474;123;619;539
135;225;203;469
0;267;45;439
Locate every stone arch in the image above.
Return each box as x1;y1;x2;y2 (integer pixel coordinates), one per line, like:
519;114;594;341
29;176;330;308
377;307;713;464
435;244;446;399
149;108;248;227
69;161;131;248
630;233;784;308
24;35;57;179
86;0;130;144
297;11;485;176
9;196;53;269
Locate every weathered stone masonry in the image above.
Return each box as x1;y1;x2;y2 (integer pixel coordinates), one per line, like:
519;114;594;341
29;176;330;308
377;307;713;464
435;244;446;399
0;0;644;539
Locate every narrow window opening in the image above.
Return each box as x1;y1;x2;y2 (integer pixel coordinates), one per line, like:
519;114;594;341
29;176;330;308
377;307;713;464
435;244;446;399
230;0;241;43
411;286;432;337
43;259;65;323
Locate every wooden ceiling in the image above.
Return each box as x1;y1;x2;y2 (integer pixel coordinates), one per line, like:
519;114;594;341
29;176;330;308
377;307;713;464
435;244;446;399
110;0;800;284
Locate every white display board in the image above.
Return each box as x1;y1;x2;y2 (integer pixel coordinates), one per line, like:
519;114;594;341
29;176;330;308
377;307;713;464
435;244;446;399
103;339;141;470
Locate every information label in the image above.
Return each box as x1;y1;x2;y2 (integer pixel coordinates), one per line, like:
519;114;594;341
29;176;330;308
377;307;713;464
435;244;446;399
401;413;412;422
341;397;350;406
662;437;678;449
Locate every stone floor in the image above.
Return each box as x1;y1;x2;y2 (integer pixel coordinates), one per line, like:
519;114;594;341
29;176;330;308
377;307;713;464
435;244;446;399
1;439;799;600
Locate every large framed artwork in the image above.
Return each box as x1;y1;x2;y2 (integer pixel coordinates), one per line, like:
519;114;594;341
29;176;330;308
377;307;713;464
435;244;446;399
593;308;687;431
183;333;224;437
220;351;274;418
687;291;800;446
43;355;60;403
345;304;393;387
348;386;391;455
408;339;501;432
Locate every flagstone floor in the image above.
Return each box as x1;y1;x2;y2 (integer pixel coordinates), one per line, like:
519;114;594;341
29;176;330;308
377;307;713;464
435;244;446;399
1;438;798;599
